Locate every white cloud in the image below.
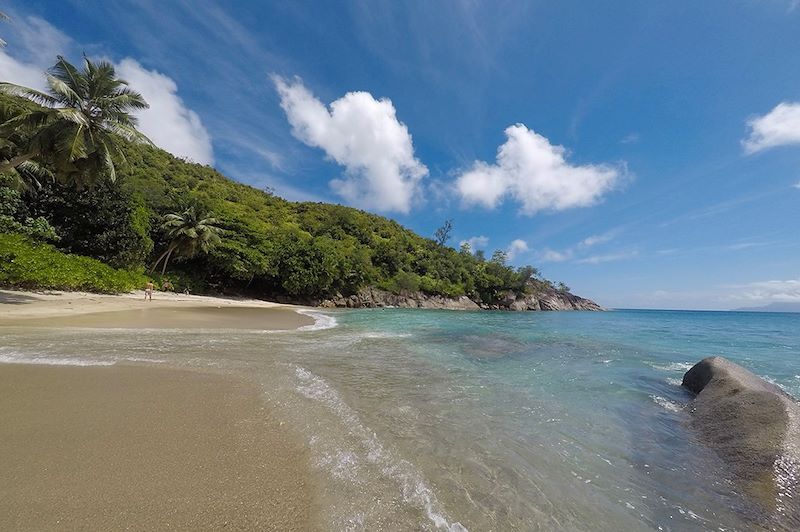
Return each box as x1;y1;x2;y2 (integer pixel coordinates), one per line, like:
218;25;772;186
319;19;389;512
537;230;618;263
620;133;640;144
743;102;800;154
793;180;800;189
456;124;623;215
506;239;529;260
0;15;68;90
539;249;572;263
459;235;489;251
730;278;800;303
581;231;615;247
575;251;638;264
273;75;427;213
116;59;214;165
0;16;213;165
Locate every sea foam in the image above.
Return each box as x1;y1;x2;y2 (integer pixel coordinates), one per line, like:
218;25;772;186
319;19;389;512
295;309;338;331
293;365;467;531
0;352;114;366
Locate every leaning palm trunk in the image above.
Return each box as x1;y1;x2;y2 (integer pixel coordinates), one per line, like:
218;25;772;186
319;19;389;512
0;151;38;173
150;244;177;274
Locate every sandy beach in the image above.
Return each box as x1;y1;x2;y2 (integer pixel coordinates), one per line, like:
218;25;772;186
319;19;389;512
0;289;320;530
0;363;313;531
0;289;314;329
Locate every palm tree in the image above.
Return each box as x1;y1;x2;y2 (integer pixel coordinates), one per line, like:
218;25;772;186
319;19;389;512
0;55;151;184
151;206;223;275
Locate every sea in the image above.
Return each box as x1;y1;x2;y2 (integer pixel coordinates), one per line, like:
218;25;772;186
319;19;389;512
2;308;800;531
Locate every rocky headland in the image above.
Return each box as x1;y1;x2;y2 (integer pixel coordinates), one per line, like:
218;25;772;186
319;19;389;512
314;286;603;311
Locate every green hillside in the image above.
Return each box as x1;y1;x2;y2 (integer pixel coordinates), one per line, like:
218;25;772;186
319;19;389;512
1;91;559;302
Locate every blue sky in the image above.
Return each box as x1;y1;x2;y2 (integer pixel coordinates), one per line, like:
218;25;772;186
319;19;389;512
2;0;800;309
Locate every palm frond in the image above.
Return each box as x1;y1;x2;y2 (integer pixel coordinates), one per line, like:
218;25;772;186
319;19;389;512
0;82;59;106
50;55;87;98
104;121;153;145
45;74;82;106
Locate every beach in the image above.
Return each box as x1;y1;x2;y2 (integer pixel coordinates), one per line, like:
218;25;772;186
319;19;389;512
3;293;800;530
0;289;319;530
0;289;313;329
0;363;313;531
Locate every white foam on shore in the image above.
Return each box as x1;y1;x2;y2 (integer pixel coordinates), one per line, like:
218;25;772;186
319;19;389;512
650;394;684;413
292;365;467;531
648;361;694;372
0;352;114;366
295;309;338;331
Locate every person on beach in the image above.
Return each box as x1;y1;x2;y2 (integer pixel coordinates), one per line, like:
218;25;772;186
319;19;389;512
144;280;154;301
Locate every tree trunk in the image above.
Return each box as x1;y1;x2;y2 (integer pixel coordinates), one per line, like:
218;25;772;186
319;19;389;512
150;245;174;273
161;247;176;276
0;151;38;173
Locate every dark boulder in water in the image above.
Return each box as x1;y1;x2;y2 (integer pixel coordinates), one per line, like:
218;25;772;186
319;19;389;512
682;356;800;527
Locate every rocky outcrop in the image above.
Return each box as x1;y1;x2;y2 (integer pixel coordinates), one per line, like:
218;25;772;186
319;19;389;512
682;357;800;525
496;289;604;312
317;286;602;311
318;287;480;310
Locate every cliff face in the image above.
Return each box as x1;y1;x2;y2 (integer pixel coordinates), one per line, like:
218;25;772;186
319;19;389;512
317;286;603;311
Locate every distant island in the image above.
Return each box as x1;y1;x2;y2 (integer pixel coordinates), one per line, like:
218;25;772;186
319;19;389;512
0;57;598;311
732;302;800;313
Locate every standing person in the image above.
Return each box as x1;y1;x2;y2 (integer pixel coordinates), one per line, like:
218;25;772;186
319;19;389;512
144;280;154;301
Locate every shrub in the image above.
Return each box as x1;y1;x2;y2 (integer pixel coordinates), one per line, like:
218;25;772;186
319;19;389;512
0;233;146;293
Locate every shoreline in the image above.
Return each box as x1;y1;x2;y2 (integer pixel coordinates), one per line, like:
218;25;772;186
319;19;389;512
0;289;315;330
0;363;315;530
0;289;331;529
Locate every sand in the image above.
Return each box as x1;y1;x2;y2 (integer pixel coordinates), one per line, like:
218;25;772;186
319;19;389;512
0;363;315;531
0;289;313;329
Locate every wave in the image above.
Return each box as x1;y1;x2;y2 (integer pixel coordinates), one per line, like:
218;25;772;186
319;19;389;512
650;394;685;413
648;361;694;372
292;365;467;531
295;309;338;331
0;352;114;366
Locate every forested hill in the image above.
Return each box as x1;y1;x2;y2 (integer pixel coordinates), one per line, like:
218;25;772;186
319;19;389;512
1;90;590;307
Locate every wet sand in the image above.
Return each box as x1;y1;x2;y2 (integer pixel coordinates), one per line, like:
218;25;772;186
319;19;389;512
1;306;314;330
0;363;314;531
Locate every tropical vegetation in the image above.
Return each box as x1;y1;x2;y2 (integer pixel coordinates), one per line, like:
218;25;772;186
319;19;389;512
1;55;567;303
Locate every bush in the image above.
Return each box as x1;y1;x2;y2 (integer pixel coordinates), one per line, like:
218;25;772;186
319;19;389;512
0;233;146;293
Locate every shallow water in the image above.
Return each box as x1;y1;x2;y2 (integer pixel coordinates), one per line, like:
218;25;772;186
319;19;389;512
2;308;799;530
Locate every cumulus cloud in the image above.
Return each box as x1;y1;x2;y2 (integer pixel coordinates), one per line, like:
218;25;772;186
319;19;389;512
743;102;800;154
459;235;489;251
116;59;214;165
0;16;214;165
456;124;622;215
506;239;529;261
272;75;427;213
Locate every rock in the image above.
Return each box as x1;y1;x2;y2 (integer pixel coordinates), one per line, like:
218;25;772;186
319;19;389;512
682;357;800;524
315;286;601;312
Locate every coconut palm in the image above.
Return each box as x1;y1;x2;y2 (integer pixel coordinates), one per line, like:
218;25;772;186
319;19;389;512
151;206;223;275
0;55;151;184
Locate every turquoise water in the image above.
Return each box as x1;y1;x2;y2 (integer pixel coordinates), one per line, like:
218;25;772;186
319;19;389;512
3;308;799;530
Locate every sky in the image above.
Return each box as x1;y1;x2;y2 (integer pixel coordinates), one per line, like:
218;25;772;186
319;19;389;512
1;0;799;309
